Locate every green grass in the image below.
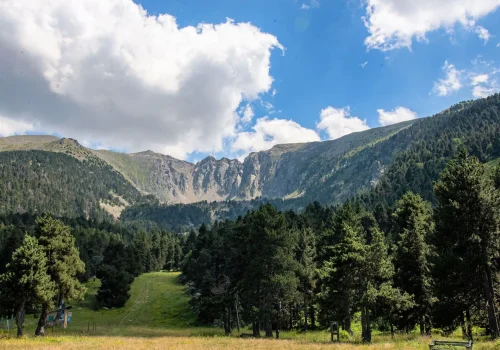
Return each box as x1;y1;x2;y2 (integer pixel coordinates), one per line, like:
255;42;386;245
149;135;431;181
2;272;222;338
3;271;500;350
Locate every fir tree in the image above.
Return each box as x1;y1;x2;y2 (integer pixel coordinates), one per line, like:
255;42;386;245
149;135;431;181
0;235;55;337
34;215;86;336
433;149;500;338
392;192;434;334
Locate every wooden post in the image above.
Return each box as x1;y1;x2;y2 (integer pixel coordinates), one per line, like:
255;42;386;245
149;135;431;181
63;310;68;329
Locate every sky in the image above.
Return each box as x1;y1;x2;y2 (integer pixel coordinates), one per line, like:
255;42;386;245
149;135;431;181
0;0;499;163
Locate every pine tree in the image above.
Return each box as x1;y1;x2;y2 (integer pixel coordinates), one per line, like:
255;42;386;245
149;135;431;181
0;235;55;337
433;149;500;338
392;192;434;334
296;227;317;331
34;215;86;336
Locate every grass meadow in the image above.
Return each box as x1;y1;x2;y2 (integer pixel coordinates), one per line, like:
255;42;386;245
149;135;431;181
2;272;500;349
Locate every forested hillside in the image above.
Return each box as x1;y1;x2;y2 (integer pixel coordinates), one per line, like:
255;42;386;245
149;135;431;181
123;94;500;230
180;151;500;340
0;150;141;220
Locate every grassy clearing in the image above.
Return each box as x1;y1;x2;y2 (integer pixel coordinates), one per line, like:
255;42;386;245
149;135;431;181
1;272;221;338
2;272;500;349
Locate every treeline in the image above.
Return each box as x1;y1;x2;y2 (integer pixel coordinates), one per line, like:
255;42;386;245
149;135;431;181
0;214;184;336
181;150;500;342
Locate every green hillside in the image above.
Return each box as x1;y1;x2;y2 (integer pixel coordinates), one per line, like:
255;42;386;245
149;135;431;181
0;150;140;220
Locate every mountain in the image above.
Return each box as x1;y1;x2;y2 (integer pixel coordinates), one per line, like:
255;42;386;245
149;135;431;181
1;94;499;226
122;94;500;230
0;120;414;206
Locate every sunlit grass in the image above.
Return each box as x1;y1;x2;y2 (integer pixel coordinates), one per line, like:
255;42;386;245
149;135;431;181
2;272;500;349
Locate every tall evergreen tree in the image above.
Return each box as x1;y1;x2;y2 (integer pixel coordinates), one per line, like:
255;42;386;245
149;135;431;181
0;235;55;337
433;149;500;338
34;215;86;336
392;192;434;334
296;227;317;331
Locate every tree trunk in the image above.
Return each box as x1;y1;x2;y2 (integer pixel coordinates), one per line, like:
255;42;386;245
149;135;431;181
361;305;371;343
390;320;394;338
310;304;316;329
35;303;49;336
265;315;273;337
235;298;241;333
419;315;425;335
344;313;352;335
466;308;473;341
461;311;467;339
484;267;499;338
425;315;432;336
15;302;25;337
303;292;308;331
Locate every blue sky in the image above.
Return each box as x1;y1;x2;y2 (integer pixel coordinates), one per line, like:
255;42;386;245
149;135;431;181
0;0;499;162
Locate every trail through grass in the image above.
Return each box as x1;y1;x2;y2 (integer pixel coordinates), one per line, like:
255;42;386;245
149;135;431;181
1;272;221;338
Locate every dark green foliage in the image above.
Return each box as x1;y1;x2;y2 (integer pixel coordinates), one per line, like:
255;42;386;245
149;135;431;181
0;235;55;337
0;150;140;219
432;150;500;338
34;215;87;336
94;234;137;308
392;192;434;333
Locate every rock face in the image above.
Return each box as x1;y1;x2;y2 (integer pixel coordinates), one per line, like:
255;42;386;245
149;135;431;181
0;120;415;204
92;120;414;203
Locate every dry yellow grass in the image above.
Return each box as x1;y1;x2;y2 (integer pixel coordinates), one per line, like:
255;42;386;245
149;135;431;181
2;336;500;350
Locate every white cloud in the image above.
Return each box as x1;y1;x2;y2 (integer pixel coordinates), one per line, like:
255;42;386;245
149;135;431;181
0;0;283;160
361;61;368;68
363;0;500;50
432;61;462;96
471;74;489;86
317;107;370;140
231;117;320;155
475;26;491;43
241;105;255;123
300;0;319;10
472;85;499;98
0;116;34;136
468;59;500;98
377;107;417;126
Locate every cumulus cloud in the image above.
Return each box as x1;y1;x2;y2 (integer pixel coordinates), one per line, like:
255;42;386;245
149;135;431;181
475;26;491;43
0;0;283;159
231;117;320;156
377;107;417;126
363;0;500;50
240;105;255;123
470;72;499;99
432;61;462;96
472;85;499;98
317;107;370;140
471;74;489;86
0;116;34;136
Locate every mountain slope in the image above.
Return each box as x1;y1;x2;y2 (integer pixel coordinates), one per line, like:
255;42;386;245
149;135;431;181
0;149;141;219
122;94;500;231
0;121;414;205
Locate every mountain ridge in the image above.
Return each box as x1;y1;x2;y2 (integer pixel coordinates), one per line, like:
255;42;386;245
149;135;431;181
0;120;415;204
